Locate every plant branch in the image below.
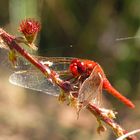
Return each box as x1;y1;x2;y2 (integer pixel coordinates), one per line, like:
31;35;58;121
87;104;137;140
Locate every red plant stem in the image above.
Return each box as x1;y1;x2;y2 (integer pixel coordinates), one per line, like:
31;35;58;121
0;29;63;88
87;104;137;140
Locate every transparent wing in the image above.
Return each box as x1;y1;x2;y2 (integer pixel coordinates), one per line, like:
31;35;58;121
9;56;74;96
78;65;103;106
9;70;60;96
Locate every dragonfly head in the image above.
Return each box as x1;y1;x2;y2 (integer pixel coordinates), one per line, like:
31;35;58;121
69;59;86;77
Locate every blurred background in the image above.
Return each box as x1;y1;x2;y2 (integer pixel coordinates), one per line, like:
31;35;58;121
0;0;140;139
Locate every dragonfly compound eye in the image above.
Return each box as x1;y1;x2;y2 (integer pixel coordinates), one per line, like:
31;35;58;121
69;59;86;77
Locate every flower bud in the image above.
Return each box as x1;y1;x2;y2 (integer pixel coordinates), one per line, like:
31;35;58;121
19;18;41;49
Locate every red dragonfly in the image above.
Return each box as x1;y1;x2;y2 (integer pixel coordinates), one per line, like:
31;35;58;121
69;59;135;108
9;56;135;108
